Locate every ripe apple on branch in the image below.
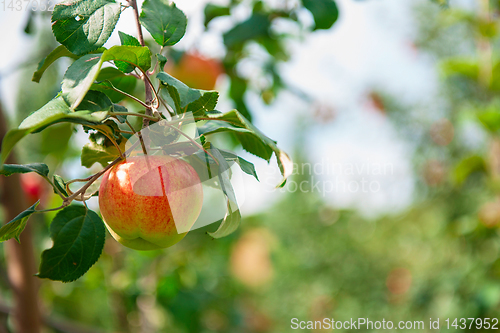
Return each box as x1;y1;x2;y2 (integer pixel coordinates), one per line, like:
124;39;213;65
0;0;292;283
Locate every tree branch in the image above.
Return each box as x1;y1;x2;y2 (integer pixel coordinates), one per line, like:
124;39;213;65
129;0;153;130
128;0;144;46
0;100;41;333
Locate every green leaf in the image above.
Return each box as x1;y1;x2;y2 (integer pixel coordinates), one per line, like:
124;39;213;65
116;31;142;73
197;110;292;187
139;0;187;46
37;205;105;282
0;202;39;243
454;155;486;186
53;175;69;197
208;200;241;239
478;110;500;133
103;45;152;72
210;144;237;201
441;58;479;80
198;121;271;160
166;85;182;114
75;90;113;112
62;54;104;109
62;46;150;109
158;74;218;115
40;124;74;159
218;150;259;181
223;14;270;47
32;45;78;83
187;91;219;116
112;104;129;123
1;96;110;164
157;71;203;107
118;31;141;46
302;0;339;30
228;75;251;121
204;4;230;27
490;61;500;91
0;163;49;177
84;118;123;141
20;94;110;131
157;53;168;70
24;10;35;34
81;130;125;168
191;144;241;238
91;67;138;103
0;130;30;167
51;0;120;55
94;66;130;82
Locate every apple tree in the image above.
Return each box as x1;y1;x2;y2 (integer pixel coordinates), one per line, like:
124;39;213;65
0;0;299;284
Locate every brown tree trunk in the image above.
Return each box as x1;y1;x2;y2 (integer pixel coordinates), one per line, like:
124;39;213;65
0;102;41;333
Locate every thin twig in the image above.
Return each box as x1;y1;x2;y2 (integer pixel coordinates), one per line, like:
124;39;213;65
149;46;164;76
65;176;97;202
35;205;68;213
42;176;66;200
87;125;124;157
137;67;160;109
60;140;141;206
103;81;149;108
125;120;137;134
125;120;148;156
64;158;123;203
110;111;158;121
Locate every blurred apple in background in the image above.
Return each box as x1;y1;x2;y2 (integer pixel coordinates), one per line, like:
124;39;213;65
478;199;500;228
165;52;224;90
423;159;446;187
20;173;50;206
230;228;275;288
386;267;412;304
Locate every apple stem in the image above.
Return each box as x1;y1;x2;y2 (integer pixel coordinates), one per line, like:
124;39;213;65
60;139;141;206
124;120;149;156
63;158;123;204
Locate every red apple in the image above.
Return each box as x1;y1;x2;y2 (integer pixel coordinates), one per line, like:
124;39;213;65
20;173;48;205
165;52;223;90
98;155;203;250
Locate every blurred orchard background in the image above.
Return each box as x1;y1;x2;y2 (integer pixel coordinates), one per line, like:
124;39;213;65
2;0;500;332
